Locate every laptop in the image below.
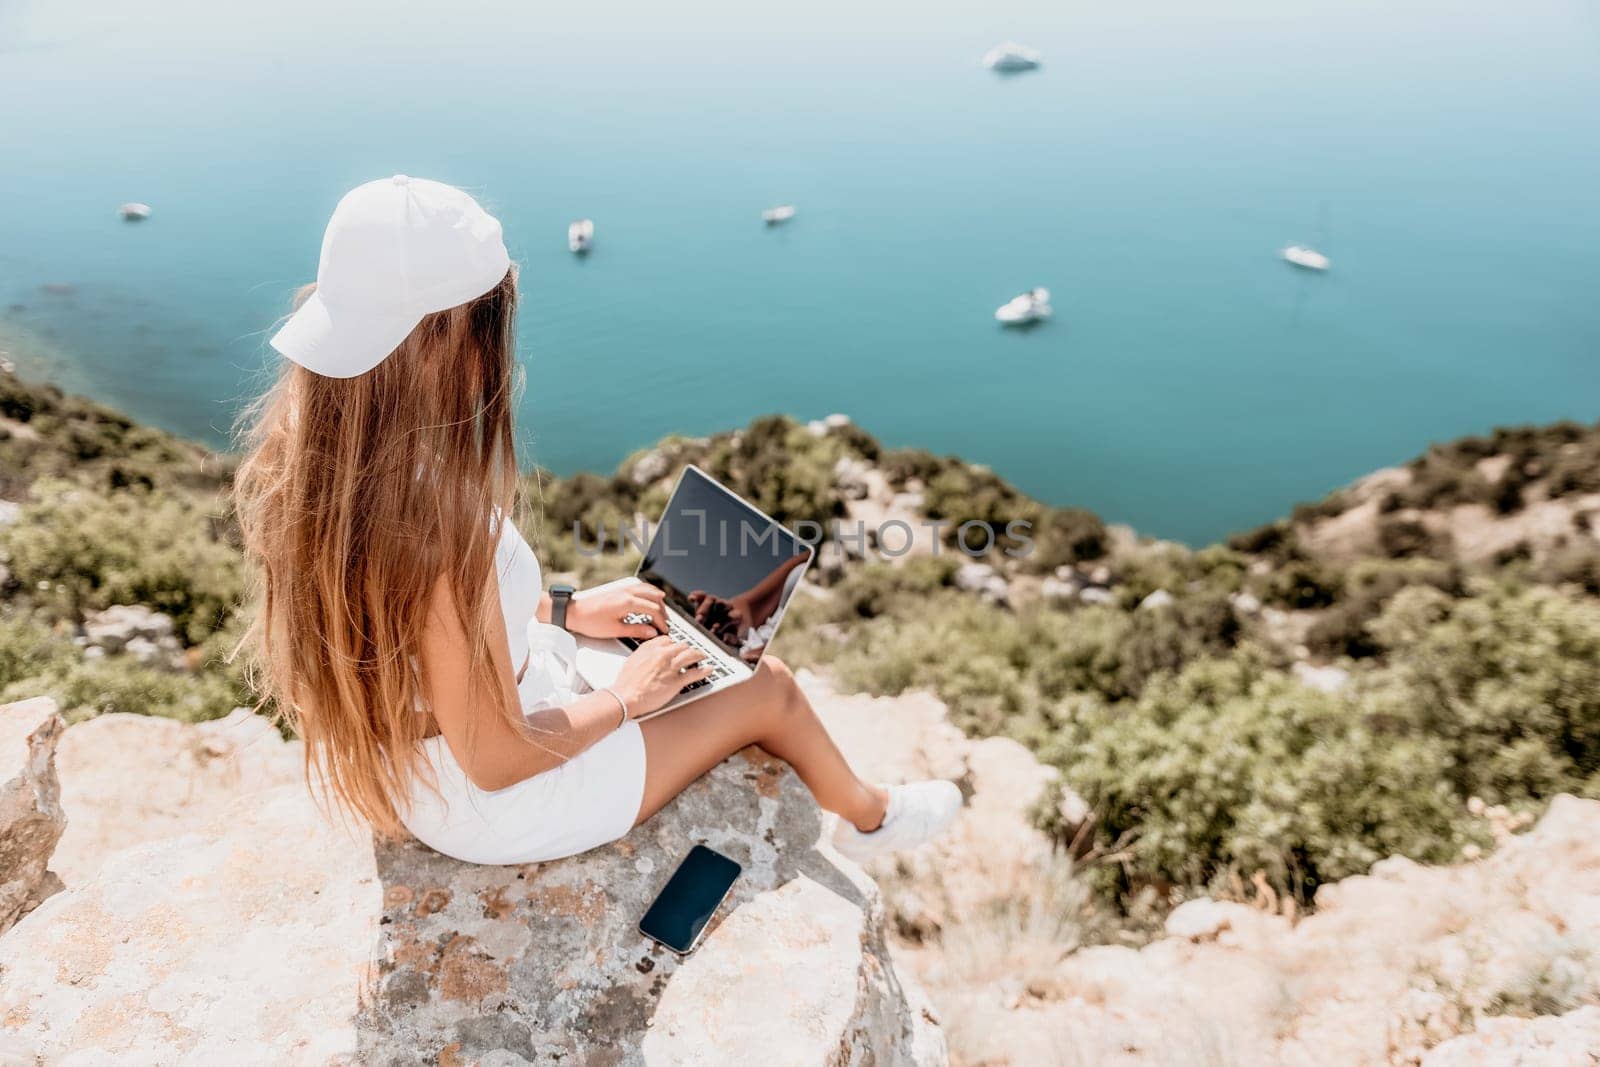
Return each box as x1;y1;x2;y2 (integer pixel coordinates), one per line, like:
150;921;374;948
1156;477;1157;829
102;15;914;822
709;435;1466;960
568;465;814;719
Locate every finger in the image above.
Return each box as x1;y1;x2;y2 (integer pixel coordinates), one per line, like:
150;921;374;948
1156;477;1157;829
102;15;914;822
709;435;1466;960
638;585;668;610
679;664;715;683
624;624;661;640
649;639;688;661
670;646;708;672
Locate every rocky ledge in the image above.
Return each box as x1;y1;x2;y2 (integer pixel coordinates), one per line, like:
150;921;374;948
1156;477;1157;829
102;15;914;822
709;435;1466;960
0;698;65;936
0;699;944;1066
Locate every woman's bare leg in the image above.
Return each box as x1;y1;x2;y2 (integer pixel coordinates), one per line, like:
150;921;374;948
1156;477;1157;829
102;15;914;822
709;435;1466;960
634;656;888;831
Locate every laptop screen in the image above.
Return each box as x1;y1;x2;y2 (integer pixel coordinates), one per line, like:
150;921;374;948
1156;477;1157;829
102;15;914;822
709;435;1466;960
637;466;812;665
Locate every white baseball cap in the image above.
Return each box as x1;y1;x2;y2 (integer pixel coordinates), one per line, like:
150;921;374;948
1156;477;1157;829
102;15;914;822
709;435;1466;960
270;175;512;379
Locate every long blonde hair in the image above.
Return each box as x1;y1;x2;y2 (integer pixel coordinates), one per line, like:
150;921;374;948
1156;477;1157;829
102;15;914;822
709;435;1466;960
234;270;522;836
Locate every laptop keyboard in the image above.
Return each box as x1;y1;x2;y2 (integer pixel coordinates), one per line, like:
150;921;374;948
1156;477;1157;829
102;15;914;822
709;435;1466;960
621;615;737;695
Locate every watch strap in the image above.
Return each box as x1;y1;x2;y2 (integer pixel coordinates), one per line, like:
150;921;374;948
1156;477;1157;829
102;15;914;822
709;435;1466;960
550;585;576;631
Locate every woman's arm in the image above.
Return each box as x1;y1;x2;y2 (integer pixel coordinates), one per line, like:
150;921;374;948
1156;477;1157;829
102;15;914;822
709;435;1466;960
421;570;713;792
420;570;628;792
536;579;667;640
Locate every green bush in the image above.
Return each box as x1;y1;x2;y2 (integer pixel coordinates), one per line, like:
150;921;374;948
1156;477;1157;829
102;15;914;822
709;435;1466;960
921;463;1043;556
0;615;72;691
0;610;243;724
1041;650;1481;905
821;557;960;620
790;578;1243;741
1036;581;1600;909
1376;516;1451;559
0;373;221;498
1367;583;1600;805
1305;558;1464;659
1;656;241;724
1226;520;1297;562
1025;507;1109;572
701;416;846;532
1259;558;1344;610
0;479;244;644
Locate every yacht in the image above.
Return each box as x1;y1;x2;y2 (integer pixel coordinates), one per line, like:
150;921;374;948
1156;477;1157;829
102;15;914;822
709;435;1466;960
568;219;594;254
995;287;1052;325
119;202;151;222
1281;244;1329;271
762;204;796;225
982;42;1042;72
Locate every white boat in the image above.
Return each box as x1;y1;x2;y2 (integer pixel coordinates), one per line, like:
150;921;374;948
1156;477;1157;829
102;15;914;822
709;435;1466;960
982;42;1042;72
119;202;151;222
568;219;594;254
995;287;1052;325
1282;244;1330;271
762;204;796;225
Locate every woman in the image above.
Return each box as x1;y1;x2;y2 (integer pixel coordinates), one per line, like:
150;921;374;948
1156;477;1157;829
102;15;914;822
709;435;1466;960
234;175;961;867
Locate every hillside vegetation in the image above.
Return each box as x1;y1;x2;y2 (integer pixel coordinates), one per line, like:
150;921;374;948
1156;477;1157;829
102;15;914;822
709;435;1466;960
2;368;1597;915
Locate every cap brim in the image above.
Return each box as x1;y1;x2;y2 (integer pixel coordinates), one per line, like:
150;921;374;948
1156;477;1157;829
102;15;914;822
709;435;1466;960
269;291;421;379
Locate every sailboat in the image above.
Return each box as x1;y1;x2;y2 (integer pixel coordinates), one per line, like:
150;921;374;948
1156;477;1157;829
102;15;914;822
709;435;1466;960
1281;245;1330;271
995;288;1052;325
568;219;594;254
982;43;1042;72
1282;204;1331;271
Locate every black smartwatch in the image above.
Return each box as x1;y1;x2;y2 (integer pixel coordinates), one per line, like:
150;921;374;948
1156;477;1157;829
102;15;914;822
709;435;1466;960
549;584;577;631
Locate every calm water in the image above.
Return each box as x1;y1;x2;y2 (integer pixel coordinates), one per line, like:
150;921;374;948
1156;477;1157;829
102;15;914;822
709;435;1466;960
2;0;1596;544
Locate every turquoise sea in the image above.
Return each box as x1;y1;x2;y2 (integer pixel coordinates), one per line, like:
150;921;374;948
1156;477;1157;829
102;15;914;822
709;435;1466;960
1;0;1596;544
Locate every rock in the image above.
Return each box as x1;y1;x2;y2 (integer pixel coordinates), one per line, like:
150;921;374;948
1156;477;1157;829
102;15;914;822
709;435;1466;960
0;697;66;935
1055;784;1090;833
627;447;670;487
1230;590;1262;615
1163;898;1256;942
0;785;380;1064
50;708;303;883
1;731;945;1066
1077;586;1115;606
953;562;1009;606
362;749;942;1065
82;602;175;645
806;669;1057;928
806;413;853;436
845;489;932;561
80;604;181;665
1039;575;1079;602
1292;661;1351;693
936;792;1600;1066
1138;588;1174;610
1421;1006;1600;1066
0;499;20;526
122;635;163;665
833;455;874;501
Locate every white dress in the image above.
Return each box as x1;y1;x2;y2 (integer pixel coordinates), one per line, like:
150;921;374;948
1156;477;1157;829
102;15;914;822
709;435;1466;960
398;518;648;865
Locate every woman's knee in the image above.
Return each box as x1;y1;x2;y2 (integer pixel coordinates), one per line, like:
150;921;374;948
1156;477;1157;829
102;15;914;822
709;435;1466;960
760;653;795;685
753;655;803;720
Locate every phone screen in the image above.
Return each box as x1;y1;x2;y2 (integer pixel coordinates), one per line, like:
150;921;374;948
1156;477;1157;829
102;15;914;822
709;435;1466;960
638;845;742;954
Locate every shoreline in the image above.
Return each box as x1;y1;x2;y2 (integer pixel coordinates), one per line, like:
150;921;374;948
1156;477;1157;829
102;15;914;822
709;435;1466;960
0;323;1590;552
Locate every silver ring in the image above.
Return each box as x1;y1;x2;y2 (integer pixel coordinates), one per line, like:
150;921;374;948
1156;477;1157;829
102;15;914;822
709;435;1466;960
623;612;653;626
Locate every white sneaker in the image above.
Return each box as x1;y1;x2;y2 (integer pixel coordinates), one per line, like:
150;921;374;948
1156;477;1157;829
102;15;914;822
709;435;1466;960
831;780;963;863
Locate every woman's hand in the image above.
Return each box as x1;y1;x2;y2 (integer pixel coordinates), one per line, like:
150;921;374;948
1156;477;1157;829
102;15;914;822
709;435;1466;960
565;579;667;640
610;637;713;717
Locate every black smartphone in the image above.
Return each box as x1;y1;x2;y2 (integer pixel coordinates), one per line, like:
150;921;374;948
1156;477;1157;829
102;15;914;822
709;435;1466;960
638;844;742;955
